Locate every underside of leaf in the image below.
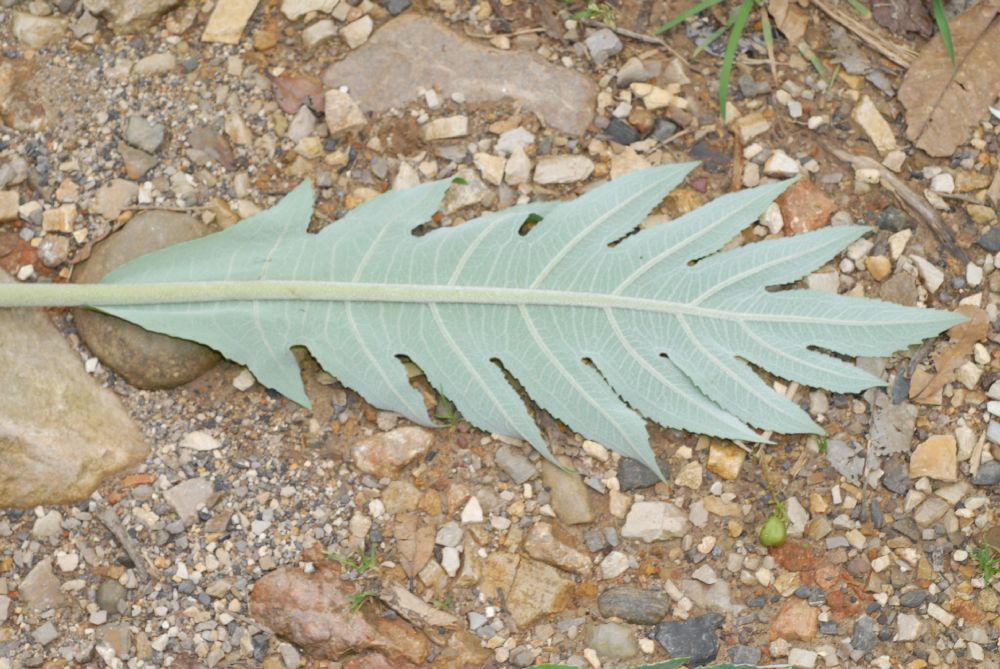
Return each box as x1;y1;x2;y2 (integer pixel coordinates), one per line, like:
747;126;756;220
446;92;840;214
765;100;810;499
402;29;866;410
87;164;961;475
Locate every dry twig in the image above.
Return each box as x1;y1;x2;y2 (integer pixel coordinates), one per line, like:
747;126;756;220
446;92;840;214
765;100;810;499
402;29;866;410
811;0;918;67
95;503;158;582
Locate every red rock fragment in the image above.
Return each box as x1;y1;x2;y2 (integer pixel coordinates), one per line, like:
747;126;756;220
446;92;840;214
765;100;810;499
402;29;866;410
777;180;836;235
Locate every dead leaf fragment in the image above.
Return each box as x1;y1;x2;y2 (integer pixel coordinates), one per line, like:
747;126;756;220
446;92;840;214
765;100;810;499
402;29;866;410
395;513;435;581
768;0;808;45
270;72;324;114
911;305;988;403
871;0;934;37
898;3;1000;157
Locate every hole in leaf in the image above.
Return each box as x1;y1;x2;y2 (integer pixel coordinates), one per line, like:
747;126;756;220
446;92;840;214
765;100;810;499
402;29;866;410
518;213;544;236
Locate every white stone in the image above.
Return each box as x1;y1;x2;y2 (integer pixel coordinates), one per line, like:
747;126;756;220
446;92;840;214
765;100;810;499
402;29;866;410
440;547;461;577
621;501;689;542
788;648;818;668
473;153;506;186
967;262;984;287
956;361;983;390
496;128;535;155
180;430;221;451
32;510;63;540
302;19;337;49
909;254;945;292
599;551;630;579
534;155;594;184
461;497;484;524
852;95;897;154
55;552;79;572
233;368;256;391
281;0;340;20
504;146;532;185
888;229;912;259
422;116;469;141
760;202;783;234
763;150;800;178
581;440;609;462
435;521;463;547
930;172;955;194
806;271;839;294
927;602;954;626
341;15;373;49
324;89;365;137
393;162;420;190
691;564;717;584
895;613;922;641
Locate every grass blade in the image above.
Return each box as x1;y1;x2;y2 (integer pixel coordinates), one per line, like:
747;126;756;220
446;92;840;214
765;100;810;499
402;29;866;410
720;0;755;118
655;0;726;34
846;0;872;19
931;0;955;66
693;22;730;56
760;6;777;81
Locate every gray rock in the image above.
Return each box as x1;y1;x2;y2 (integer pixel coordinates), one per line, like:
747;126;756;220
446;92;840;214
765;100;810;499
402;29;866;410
385;0;411;15
18;559;68;612
898;589;927;608
826;438;866;483
72;210;220;390
96;579;127;613
584;622;639;660
541;458;595;525
117;142;159;180
31;510;63;540
617;457;666;491
164;477;215;524
729;645;762;664
882;459;909;495
978;228;1000;253
81;0;183;33
584;28;623;65
616;57;650;87
0;271;148;508
597;586;670;625
125;115;165;153
972;460;1000;486
495;444;537;484
32;621;59;646
879;272;919;306
870;395;916;457
851;615;877;652
322;15;596;136
654;613;724;667
890;517;921;542
652;118;679;142
603;118;640;145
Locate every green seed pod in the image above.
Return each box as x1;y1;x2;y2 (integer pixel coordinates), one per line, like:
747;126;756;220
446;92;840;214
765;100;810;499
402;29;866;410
759;514;787;548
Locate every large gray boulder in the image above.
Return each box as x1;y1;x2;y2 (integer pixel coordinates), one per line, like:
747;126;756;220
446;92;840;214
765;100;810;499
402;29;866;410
0;270;148;508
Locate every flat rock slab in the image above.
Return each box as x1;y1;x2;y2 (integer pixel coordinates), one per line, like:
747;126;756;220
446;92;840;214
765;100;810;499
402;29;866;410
322;15;596;136
0;270;147;508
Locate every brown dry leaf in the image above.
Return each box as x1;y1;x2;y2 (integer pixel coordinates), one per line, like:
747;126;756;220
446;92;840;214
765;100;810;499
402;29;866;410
911;305;988;403
381;584;459;629
871;0;934;37
270;72;324;114
767;0;808;44
395;513;435;581
898;2;1000;157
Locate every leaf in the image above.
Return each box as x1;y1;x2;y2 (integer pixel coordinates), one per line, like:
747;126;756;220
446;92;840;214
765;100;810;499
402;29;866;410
767;0;808;44
394;513;435;581
910;305;988;403
270;71;324;114
871;0;933;37
5;165;962;474
898;2;1000;157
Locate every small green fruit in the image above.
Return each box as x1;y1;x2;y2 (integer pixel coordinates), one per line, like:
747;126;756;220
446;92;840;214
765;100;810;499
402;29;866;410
759;514;787;548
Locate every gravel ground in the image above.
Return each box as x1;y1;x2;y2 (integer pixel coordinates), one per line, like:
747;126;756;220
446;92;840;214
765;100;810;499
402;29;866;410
2;0;1000;668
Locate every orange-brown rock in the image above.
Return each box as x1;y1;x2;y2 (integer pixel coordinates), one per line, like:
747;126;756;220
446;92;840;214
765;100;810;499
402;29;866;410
250;566;429;664
778;180;836;235
768;598;819;641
